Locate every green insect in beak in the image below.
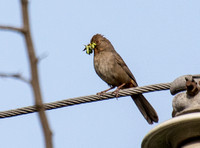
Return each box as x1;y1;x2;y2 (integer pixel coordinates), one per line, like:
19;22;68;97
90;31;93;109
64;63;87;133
90;42;96;49
83;42;96;55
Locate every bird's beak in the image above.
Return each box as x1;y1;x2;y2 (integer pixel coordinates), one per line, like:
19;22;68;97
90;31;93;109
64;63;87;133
83;42;96;55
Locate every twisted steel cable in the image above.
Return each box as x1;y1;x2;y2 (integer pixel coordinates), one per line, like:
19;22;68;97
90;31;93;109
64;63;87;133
0;82;171;119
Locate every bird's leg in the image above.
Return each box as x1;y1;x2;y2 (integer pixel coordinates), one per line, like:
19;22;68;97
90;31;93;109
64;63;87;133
112;83;126;98
97;86;115;96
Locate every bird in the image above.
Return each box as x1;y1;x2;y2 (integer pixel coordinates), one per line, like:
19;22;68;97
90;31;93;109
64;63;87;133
84;34;158;124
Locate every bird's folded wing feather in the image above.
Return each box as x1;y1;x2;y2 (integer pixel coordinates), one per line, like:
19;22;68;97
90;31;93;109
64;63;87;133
113;51;138;86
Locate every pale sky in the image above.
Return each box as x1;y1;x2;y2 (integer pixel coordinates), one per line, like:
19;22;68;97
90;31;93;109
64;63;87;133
0;0;200;148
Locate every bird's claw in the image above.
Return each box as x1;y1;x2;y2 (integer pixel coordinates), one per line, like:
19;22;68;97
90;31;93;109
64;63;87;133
112;89;120;98
96;86;115;96
112;83;125;98
96;91;105;96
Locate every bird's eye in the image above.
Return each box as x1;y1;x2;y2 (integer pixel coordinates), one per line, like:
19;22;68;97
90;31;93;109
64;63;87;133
95;40;99;44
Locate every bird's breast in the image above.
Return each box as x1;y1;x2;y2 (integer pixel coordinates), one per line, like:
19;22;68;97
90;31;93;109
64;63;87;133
94;51;130;86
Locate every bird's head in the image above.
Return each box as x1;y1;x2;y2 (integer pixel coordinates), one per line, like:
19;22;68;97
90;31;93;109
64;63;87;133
83;34;110;55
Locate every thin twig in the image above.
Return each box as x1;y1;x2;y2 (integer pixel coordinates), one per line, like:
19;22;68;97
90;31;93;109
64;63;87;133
37;52;49;63
21;0;53;147
0;26;25;33
0;73;30;83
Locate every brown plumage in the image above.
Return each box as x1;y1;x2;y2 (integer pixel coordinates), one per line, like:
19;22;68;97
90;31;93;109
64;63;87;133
90;34;158;124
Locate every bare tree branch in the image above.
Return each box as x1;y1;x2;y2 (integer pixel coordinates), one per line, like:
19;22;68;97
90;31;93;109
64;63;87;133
20;0;53;147
0;26;25;33
1;1;53;147
0;73;30;83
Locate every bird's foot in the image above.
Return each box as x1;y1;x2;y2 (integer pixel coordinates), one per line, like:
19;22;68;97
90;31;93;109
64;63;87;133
96;86;115;96
97;91;106;96
112;83;126;98
112;89;120;98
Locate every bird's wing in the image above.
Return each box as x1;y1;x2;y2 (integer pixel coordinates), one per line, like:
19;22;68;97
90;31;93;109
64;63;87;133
113;51;138;86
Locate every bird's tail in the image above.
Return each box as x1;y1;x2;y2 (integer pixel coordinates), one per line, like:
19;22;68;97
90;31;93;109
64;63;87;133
131;94;158;124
